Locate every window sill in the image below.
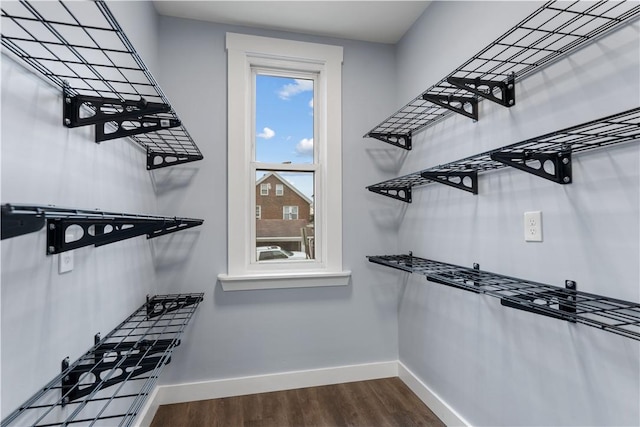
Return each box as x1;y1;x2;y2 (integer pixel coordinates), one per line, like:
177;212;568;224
217;270;351;291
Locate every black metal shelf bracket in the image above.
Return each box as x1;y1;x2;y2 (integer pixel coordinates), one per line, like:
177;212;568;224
367;254;640;341
364;2;640;148
447;74;515;108
421;171;478;194
96;116;181;143
490;150;572;184
423;94;478;121
2;293;204;427
61;339;176;405
366;108;639;201
1;204;204;255
147;152;206;170
367;186;412;203
1;1;204;169
146;294;203;319
368;133;412;150
0;204;45;239
501;280;578;322
63;91;171;129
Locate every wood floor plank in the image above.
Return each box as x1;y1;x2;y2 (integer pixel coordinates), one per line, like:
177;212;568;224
150;378;446;427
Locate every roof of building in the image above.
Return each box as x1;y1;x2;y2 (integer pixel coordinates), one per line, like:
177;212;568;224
256;172;312;205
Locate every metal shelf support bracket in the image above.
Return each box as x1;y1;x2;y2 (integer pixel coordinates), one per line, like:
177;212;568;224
47;218;158;254
367;186;412;203
95;116;181;143
61;339;176;405
46;217;203;255
447;74;515;108
423;94;478;121
147;152;205;170
421;170;478;194
501;280;578;322
63;91;171;129
367;133;412;150
146;294;204;319
490;150;572;184
1;205;45;239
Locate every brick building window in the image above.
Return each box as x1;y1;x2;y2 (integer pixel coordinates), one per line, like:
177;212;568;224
283;206;298;220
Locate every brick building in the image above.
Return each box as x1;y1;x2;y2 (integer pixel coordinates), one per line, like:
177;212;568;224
256;172;314;255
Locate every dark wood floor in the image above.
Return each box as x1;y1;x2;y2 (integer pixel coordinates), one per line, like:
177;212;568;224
151;377;445;427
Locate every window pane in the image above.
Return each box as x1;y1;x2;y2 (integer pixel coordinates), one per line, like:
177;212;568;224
256;171;315;261
255;74;314;164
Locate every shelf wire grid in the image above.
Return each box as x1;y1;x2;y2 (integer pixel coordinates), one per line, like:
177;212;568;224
368;254;640;341
365;1;640;140
2;203;204;224
1;0;203;166
367;107;640;196
1;293;204;427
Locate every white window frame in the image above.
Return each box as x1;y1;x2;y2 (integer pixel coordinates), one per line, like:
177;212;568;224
283;206;298;220
256;205;261;220
220;33;350;291
275;184;284;196
260;183;269;196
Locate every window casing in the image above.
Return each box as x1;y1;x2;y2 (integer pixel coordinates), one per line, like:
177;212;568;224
275;184;283;196
256;206;261;219
220;33;349;290
260;184;269;196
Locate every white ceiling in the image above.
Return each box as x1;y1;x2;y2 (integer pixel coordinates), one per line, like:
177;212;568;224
153;1;431;44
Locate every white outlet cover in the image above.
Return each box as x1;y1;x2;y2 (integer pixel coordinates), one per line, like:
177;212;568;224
524;211;542;242
59;251;74;274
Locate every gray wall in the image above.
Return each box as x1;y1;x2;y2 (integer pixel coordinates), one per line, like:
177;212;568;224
0;1;161;417
3;1;638;425
390;1;640;425
0;1;401;416
144;16;401;385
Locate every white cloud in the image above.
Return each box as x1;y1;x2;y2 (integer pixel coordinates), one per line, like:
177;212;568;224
257;127;275;139
309;98;314;109
278;79;313;100
296;138;313;155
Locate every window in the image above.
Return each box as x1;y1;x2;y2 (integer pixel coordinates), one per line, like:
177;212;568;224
221;33;350;290
260;183;269;196
256;205;261;219
283;206;298;220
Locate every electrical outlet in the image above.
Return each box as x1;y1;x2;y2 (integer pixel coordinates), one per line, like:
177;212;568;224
524;211;542;242
59;251;74;274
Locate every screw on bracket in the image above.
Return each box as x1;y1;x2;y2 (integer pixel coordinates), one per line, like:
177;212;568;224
560;280;577;321
471;263;480;286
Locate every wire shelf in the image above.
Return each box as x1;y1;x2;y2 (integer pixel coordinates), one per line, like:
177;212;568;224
367;108;640;202
1;0;203;169
365;1;640;148
1;293;204;427
368;254;640;341
1;203;204;254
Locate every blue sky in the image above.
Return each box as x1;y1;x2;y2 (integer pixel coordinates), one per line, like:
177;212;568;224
255;74;314;199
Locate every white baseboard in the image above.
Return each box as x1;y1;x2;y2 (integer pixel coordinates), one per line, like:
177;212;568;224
136;360;469;427
398;361;471;427
136;360;398;427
